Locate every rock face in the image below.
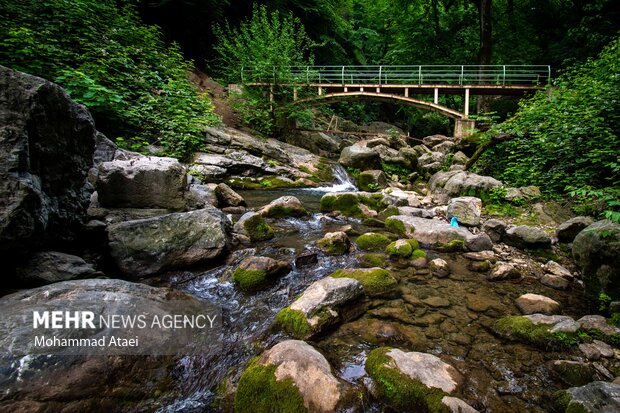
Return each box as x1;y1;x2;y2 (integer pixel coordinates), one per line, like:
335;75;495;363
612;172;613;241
557;381;620;413
214;183;246;207
0;279;196;411
0;65;96;262
257;195;307;218
515;293;560;315
97;157;187;210
15;251;98;284
447;196;482;226
339;144;381;170
557;216;595;243
572;220;620;298
504;225;552;249
235;340;347;413
385;216;472;247
107;207;230;277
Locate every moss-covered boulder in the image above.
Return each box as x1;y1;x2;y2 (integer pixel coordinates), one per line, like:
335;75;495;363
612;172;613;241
386;239;413;258
358;170;387;192
257;196;307;218
234;340;350;413
356;232;391;251
320;192;386;218
384;216;473;249
331;267;397;297
365;347;464;413
317;231;350;256
433;239;464;252
553;381;620;413
549;360;597;387
276;276;364;338
492;315;577;349
359;253;388;268
234;211;274;241
232;256;291;292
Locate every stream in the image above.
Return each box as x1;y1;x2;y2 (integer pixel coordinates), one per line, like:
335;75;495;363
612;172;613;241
158;166;588;413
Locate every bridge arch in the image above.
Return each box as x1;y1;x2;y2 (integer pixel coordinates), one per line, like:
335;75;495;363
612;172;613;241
292;91;466;120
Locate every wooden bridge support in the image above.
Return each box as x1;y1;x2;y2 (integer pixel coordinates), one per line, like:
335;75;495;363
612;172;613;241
454;119;476;138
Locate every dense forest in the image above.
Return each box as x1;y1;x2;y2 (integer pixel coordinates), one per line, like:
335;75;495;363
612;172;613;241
0;0;618;212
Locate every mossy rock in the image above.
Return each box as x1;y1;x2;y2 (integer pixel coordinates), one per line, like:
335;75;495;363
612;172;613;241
234;360;307;413
385;217;407;236
275;307;312;338
378;205;400;220
262;205;307;219
356;233;391;251
411;249;426;259
362;217;385;227
331;268;397;297
320;193;363;217
493;316;578;349
232;268;268;292
359;253;388;268
386;240;413;258
243;214;274;241
317;235;350;256
405;238;420;250
552;389;596;413
365;347;450;413
432;239;464;252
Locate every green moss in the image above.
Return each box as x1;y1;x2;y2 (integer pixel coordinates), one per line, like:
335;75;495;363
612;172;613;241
411;249;426;259
432;239;464;252
232;268;268;291
331;268;397;297
553;362;596;386
359;253;388;268
226;176;306;190
378;206;400;220
405;239;420;250
234;360;307;413
358;173;383;192
386;241;413;258
385;217;407;236
320;193;363;217
365;347;450;413
307;158;335;183
356;233;391;251
360;193;387;211
552;390;589;413
493;316;578;349
263;205;307;218
275;307;312;338
243;214;274;241
363;217;385;227
317;237;349;256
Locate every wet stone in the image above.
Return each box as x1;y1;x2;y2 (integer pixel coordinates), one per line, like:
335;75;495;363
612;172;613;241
422;296;451;308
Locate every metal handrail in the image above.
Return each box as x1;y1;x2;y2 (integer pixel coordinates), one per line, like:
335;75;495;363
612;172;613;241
240;65;551;86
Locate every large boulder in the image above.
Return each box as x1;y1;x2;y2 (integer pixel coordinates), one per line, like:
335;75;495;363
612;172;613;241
430;171;502;197
515;293;560;315
557;216;595;243
107;207;230;277
316;231;351;256
339;144;381;170
232;256;291;291
358;170;387;191
447;197;482;226
0;66;96;262
276;276;363;338
257;196;307;218
0;279;207;411
234;211;275;241
572;220;620;298
96;156;187;210
385;216;472;249
15;251;98;285
504;225;552;249
235;340;350;412
214;183;246;207
555;382;620;413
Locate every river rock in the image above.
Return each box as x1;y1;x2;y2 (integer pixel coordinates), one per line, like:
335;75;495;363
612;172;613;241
429;258;450;278
556;381;620;413
550;360;598;386
441;396;479;413
235;340;347;413
232;256;291;291
579;340;614;361
107;207;230;277
258;195;307;218
557;216;595;243
430;171;502;197
487;262;520;281
97;156;187;210
339;144;381;170
0;66;96;263
358;170;387;191
317;232;351;256
452;151;469;165
572;220;620;298
295;250;318;268
545;261;573;277
397;206;435;218
504;225;552;249
0;279;200;411
15;251;99;284
577;315;620;336
515;293;560;315
432;141;455;155
214;183;245;207
447;197;482;226
481;219;507;243
524;314;580;333
541;274;571;290
423;134;451;147
385;216;472;247
464;251;496;262
418;152;446;169
465;233;493;252
234;211;274;241
277;276;364;338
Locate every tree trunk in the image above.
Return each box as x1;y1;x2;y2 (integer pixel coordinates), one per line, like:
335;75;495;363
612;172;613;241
475;0;493;113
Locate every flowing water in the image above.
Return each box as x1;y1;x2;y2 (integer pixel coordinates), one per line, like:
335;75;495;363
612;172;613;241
157;167;588;413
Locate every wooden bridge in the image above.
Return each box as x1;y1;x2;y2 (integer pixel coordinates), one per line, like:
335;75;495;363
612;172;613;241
237;65;551;137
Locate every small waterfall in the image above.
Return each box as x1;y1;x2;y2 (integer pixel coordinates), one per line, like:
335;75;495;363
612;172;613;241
306;164;357;192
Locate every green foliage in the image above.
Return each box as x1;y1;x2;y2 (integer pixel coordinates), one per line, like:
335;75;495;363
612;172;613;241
365;347;450;413
599;291;612;312
381;161;410;181
234;360;307;413
0;0;220;159
228;89;275;136
477;37;620;216
213;5;314;84
346;167;361;180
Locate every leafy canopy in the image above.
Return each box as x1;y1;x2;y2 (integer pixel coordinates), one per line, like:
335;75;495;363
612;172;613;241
0;0;220;159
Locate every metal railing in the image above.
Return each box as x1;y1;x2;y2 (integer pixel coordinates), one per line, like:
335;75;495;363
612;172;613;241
241;65;551;86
